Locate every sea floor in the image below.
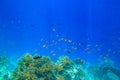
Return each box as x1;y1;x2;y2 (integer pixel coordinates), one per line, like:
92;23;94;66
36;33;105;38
0;53;120;80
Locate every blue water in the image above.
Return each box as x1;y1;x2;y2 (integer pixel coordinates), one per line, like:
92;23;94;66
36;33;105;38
0;0;120;69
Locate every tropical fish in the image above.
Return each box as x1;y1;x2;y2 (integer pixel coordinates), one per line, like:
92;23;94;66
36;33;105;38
57;22;62;26
67;50;71;54
30;24;35;28
33;55;42;59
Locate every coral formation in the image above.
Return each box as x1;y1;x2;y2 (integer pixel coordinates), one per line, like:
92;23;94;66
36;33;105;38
1;53;120;80
10;54;86;80
0;54;9;66
0;54;11;80
87;59;120;80
10;53;56;80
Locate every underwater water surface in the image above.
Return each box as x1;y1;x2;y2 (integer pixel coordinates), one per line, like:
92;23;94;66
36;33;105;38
0;0;120;80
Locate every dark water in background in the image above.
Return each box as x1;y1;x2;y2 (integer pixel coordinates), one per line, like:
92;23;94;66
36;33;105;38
0;0;120;68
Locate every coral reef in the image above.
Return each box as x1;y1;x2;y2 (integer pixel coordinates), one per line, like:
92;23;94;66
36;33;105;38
10;53;56;80
10;54;86;80
1;53;119;80
0;54;9;66
0;54;11;80
87;59;120;80
55;56;86;80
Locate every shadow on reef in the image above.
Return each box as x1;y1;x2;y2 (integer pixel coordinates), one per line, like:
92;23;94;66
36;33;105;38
0;53;120;80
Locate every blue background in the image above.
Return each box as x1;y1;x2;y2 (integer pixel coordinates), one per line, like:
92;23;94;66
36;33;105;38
0;0;120;67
